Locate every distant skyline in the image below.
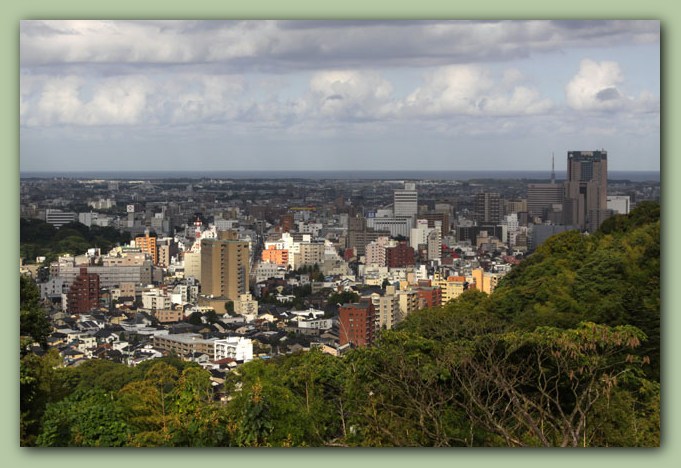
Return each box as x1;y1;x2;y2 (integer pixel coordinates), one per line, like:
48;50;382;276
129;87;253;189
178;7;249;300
20;20;660;173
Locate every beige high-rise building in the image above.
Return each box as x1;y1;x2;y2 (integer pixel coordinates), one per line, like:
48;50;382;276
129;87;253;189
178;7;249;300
183;250;202;281
201;230;250;300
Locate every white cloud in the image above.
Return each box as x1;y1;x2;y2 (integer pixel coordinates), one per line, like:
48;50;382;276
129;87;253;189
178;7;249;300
403;65;552;117
25;75;152;126
21;73;249;127
306;70;396;120
565;59;659;113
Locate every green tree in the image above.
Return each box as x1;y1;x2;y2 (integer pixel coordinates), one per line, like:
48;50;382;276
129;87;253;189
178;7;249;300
118;361;179;446
36;389;131;447
168;367;227;446
20;275;51;352
20;349;67;446
447;323;652;447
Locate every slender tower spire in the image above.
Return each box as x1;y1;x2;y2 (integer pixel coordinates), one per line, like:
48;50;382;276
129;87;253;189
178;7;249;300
551;152;555;184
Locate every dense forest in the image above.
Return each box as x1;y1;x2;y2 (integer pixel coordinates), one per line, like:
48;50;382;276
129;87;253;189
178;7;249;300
20;218;132;265
20;202;660;447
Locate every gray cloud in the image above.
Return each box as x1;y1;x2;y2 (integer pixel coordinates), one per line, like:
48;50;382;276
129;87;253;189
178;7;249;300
596;87;621;101
20;20;659;71
19;20;660;172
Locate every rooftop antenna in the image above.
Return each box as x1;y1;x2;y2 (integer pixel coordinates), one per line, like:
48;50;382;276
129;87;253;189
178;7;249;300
551;152;555;184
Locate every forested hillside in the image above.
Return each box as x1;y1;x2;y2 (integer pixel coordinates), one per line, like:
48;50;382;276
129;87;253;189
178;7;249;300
20;202;660;447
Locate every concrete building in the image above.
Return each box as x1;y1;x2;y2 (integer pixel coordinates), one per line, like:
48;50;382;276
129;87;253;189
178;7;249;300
427;224;442;262
153;333;216;359
183;250;201;281
474;192;502;224
214;337;253;363
607;195;631;215
339;301;376;347
416;286;443;309
347;215;390;256
396;289;419;318
66;267;100;314
294;242;325;269
394;182;418;221
471;268;504;294
56;260;152;290
153;308;185;323
261;245;289;267
527;183;564;221
157;237;179;268
366;216;412;239
135;231;158;265
142;289;172;310
201;230;250;301
234;293;259;315
371;287;401;330
433;274;467;304
386;242;415;268
564;150;609;231
365;236;391;266
410;219;431;251
45;209;77;228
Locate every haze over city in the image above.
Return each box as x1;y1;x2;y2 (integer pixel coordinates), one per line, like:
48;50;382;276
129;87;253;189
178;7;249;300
20;20;660;173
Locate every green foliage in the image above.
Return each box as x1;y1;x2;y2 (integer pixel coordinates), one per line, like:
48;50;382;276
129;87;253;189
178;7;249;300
20;218;130;261
489;201;660;379
20;349;68;446
169;367;228;446
343;332;473;446
60;359;143;394
20;275;51;352
328;290;360;306
223;351;347;446
36;389;131;447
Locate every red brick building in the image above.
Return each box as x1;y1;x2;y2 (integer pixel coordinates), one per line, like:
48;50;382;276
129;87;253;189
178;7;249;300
280;213;295;233
385;242;415;268
416;287;443;309
66;267;100;314
339;301;376;347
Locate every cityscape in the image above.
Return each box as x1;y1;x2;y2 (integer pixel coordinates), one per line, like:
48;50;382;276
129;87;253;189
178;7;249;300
19;20;660;448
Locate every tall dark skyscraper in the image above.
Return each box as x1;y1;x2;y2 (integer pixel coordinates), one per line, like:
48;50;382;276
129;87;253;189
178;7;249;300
563;150;609;231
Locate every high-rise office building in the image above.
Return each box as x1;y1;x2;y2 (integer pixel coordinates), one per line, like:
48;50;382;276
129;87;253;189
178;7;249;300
527;184;564;221
201;230;250;300
474;192;502;224
563;150;609;231
394;182;418;220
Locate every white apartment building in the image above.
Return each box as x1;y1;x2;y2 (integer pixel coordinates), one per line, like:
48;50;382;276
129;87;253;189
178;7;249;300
142;289;172;310
410;219;431;250
365;236;392;267
607;195;631;215
214;337;253;363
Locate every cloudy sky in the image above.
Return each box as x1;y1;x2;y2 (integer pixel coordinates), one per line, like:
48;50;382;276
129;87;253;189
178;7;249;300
19;20;660;173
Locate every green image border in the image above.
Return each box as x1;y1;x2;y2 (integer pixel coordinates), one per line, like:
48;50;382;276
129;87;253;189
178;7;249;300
4;1;674;466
